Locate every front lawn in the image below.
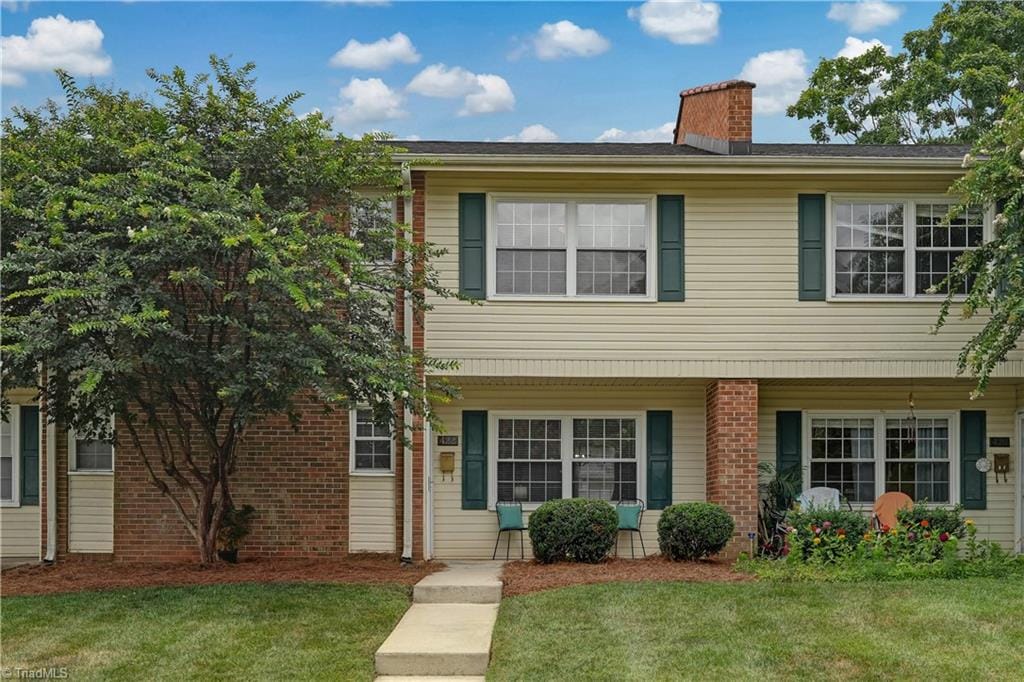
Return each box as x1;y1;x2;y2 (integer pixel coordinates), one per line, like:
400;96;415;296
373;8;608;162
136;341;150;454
1;583;410;681
489;578;1024;680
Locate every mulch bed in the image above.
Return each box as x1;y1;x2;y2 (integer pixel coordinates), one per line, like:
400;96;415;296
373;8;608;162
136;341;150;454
1;554;443;597
501;555;753;596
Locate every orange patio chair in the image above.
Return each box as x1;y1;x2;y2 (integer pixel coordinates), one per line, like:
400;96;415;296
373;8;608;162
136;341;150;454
872;491;913;530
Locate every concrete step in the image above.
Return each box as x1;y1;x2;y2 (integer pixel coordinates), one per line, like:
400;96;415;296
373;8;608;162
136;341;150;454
374;603;499;677
413;561;503;604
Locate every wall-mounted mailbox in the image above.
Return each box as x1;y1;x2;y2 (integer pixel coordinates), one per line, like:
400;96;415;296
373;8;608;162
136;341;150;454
994;452;1010;483
439;451;455;481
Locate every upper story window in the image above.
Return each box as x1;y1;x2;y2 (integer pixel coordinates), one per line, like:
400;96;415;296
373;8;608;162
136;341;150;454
830;197;986;300
490;198;654;300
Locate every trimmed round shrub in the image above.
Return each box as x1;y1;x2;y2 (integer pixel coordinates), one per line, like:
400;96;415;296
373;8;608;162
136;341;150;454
657;502;734;561
528;498;617;563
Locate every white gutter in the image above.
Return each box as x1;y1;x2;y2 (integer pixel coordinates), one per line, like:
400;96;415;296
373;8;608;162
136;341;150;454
400;166;414;563
392;153;965;173
44;409;56;562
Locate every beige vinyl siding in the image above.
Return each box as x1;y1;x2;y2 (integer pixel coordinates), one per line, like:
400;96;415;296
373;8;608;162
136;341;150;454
68;474;114;553
1;506;40;561
349;475;395;552
430;380;705;559
757;380;1021;549
422;172;1019;376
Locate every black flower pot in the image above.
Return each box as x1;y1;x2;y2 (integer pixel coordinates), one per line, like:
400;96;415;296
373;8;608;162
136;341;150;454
218;549;239;564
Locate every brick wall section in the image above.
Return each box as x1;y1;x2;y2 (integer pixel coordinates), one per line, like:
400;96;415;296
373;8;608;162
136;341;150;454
705;379;759;558
674;80;754;144
101;399;350;563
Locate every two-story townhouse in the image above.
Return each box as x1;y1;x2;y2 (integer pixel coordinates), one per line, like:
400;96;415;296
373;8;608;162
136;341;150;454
2;79;1021;565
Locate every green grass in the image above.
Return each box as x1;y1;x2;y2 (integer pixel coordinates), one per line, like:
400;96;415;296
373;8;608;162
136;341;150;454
489;579;1024;681
1;583;411;681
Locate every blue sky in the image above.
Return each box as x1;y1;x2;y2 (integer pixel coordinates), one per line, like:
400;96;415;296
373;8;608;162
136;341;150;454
1;1;941;142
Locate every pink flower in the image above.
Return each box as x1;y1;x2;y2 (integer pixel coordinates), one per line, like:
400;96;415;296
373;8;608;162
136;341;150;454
822;521;833;530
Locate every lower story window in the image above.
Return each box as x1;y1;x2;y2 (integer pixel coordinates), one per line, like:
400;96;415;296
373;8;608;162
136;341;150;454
351;408;393;473
1;414;15;501
73;438;113;472
495;415;640;505
884;417;951;502
807;412;955;505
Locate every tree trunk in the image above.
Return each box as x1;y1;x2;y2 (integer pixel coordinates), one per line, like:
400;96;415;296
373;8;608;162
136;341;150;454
195;473;230;565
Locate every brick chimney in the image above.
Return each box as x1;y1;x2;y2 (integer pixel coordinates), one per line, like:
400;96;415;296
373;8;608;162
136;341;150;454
673;80;755;155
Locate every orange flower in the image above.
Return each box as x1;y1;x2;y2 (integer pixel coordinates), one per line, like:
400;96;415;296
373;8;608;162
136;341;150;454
920;519;930;528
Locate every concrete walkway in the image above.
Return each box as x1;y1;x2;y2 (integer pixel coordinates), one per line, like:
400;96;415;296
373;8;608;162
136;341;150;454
375;561;503;681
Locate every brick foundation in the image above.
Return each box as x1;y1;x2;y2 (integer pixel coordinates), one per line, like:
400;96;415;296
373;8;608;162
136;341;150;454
705;379;759;558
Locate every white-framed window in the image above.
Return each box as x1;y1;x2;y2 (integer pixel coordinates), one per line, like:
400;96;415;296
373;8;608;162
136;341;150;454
488;196;656;301
69;418;115;474
489;412;645;509
350;408;394;475
805;411;958;505
1;406;21;506
828;195;988;300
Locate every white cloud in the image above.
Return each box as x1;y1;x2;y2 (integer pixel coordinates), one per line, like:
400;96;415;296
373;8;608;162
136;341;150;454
627;1;720;45
533;20;610;60
334;77;407;127
329;32;419;70
407;63;515;116
1;14;112;87
595;121;674;143
738;48;808;115
500;124;559;142
836;36;892;58
827;1;903;33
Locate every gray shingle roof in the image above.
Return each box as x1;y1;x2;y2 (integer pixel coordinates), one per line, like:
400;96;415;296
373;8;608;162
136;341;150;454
393;140;970;159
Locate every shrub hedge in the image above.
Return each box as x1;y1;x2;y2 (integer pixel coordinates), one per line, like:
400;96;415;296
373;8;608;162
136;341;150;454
528;498;617;563
657;502;734;560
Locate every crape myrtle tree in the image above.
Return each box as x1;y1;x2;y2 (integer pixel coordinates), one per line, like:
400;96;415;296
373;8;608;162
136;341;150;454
790;1;1024;394
1;57;457;564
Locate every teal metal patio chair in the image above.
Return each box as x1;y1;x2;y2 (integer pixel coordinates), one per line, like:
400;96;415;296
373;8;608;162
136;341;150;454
616;499;646;558
493;500;526;560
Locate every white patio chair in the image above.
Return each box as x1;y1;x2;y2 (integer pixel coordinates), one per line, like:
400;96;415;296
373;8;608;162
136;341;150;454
796;486;842;511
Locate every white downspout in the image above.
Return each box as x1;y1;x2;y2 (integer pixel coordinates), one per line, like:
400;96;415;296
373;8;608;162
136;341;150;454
44;415;57;562
401;166;414;562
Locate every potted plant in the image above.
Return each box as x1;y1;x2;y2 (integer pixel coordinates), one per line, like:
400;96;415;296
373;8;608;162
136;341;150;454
217;504;256;563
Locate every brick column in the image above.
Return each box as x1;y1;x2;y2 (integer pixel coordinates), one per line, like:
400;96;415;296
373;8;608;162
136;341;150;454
705;379;759;558
410;170;427;561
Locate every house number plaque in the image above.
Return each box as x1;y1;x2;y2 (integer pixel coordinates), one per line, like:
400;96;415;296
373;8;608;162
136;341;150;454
437;435;459;446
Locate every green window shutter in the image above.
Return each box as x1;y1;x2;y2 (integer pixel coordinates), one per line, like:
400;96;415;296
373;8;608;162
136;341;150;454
462;410;488;510
657;196;685;301
776;411;802;478
458;193;486;299
646;411;672;510
798;194;826;301
960;410;987;510
20;406;40;506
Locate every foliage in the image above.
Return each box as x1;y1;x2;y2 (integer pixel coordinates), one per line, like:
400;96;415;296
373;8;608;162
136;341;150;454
756;461;802;557
2;583;412;680
217;504;256;551
527;498;618;564
0;57;459;563
656;502;734;561
788;1;1024;144
895;501;965;538
784;507;870;563
934;89;1024;394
